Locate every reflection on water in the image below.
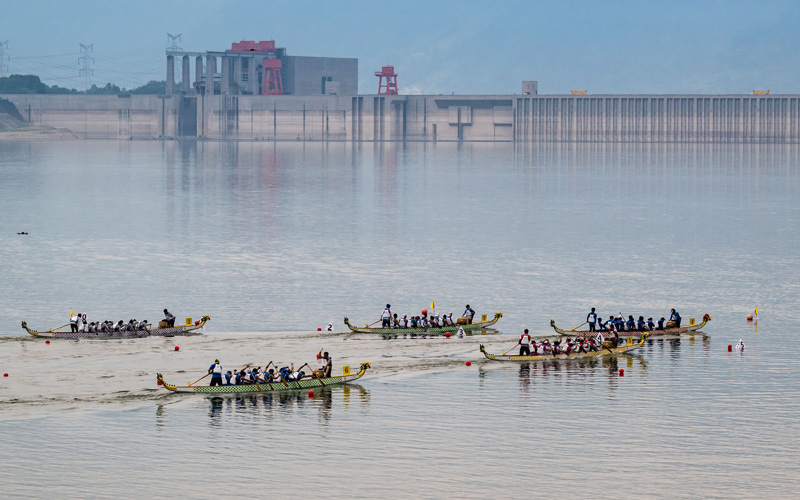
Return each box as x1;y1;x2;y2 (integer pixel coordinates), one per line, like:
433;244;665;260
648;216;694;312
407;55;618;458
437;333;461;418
166;385;372;429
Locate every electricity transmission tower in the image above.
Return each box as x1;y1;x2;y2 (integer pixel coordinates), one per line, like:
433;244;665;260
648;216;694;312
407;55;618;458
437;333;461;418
78;43;94;91
166;33;182;51
167;33;183;86
0;40;9;77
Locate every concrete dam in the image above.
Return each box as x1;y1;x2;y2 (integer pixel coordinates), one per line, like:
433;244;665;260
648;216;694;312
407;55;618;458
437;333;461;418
3;92;800;144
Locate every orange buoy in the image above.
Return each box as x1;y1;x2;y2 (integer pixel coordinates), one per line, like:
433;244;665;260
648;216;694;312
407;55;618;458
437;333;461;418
445;332;451;338
174;346;180;351
746;314;753;321
465;361;471;366
45;340;50;344
422;308;428;316
619;368;624;376
728;344;732;351
308;390;314;397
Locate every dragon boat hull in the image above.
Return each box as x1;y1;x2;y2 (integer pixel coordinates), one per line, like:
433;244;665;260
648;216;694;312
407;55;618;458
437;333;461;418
549;316;710;338
157;362;370;395
344;312;502;335
21;316;210;339
480;335;646;362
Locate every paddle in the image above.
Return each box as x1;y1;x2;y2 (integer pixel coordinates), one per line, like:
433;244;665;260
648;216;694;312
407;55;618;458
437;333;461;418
366;319;381;327
501;341;521;356
299;362;325;387
188;373;209;387
570;321;588;331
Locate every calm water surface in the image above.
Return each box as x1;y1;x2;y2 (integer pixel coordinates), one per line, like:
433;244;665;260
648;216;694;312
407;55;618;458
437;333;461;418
0;140;798;499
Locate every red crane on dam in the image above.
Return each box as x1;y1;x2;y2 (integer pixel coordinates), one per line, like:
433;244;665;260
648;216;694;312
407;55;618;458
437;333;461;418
375;65;398;95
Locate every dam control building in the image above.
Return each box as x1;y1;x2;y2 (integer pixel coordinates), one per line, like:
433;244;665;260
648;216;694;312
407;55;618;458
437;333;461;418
165;40;358;97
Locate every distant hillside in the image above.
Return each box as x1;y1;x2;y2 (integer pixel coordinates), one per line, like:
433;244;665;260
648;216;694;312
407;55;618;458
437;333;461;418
0;74;167;95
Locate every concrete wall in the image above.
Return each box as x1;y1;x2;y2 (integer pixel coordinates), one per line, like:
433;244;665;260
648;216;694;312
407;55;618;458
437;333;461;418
3;93;800;143
282;56;358;96
514;95;800;143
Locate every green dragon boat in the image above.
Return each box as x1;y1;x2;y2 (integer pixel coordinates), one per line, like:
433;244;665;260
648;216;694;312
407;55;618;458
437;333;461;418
550;314;710;338
344;312;502;335
156;362;371;395
479;334;647;362
22;315;210;339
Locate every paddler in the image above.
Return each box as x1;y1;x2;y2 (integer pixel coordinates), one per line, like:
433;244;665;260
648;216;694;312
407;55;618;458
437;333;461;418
70;312;79;332
517;328;532;355
163;308;175;327
208;359;223;386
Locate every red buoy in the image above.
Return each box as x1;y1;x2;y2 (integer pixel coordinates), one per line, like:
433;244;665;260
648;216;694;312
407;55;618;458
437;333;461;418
466;361;471;366
728;345;732;351
445;332;451;338
45;340;50;344
308;390;314;397
619;368;624;376
317;327;322;331
174;346;180;351
3;373;7;377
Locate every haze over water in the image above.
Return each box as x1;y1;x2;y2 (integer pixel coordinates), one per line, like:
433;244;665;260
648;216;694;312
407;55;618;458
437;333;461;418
0;140;798;499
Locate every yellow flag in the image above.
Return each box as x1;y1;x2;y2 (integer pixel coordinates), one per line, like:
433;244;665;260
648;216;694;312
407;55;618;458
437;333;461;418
431;301;435;310
70;308;73;317
754;306;758;316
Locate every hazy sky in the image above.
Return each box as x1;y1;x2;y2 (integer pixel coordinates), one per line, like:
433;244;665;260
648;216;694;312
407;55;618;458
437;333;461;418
2;0;799;94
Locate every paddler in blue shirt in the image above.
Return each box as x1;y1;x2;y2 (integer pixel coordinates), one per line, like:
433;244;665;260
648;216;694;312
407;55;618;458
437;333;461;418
670;308;681;327
208;359;223;386
587;307;598;332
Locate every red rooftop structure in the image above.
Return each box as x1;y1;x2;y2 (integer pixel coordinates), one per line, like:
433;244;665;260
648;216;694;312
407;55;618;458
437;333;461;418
227;40;283;95
375;66;398;95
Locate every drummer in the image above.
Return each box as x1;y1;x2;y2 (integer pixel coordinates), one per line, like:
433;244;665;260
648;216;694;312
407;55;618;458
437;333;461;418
321;352;332;377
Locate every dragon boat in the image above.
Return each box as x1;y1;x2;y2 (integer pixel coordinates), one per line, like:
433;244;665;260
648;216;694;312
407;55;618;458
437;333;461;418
343;312;503;335
156;362;371;395
549;314;710;338
480;334;647;362
21;315;210;339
